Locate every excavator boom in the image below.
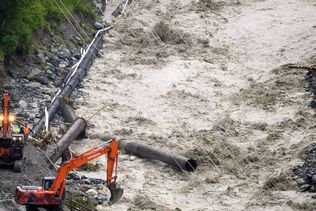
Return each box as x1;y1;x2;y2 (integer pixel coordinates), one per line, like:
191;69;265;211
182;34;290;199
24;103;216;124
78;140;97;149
15;139;123;209
0;90;24;172
1;90;9;137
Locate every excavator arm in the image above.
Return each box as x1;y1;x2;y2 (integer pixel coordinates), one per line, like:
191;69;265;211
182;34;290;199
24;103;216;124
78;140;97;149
0;90;24;172
1;90;17;137
1;90;10;137
49;139;120;200
15;139;123;208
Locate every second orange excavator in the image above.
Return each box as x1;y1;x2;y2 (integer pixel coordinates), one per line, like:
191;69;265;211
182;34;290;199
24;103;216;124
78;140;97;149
15;139;123;211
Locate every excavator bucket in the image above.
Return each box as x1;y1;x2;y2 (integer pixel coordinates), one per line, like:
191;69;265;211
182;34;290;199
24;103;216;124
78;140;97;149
108;182;123;204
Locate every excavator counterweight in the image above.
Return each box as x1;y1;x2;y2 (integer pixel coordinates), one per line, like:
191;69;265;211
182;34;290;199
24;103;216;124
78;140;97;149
15;139;123;211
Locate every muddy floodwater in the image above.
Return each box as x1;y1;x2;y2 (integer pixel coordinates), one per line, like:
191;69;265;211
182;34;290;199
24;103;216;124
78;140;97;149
69;0;316;210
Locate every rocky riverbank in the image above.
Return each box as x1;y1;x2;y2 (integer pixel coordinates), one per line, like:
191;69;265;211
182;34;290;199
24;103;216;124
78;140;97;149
0;1;117;209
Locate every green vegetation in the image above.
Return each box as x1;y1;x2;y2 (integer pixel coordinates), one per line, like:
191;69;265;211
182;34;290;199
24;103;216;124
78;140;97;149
0;0;95;56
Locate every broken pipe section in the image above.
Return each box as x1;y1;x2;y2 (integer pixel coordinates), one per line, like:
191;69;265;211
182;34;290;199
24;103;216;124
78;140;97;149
49;118;87;168
61;103;85;139
101;136;197;172
61;103;77;123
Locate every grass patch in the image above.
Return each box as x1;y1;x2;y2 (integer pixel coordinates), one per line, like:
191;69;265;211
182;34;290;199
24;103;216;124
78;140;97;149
0;0;95;56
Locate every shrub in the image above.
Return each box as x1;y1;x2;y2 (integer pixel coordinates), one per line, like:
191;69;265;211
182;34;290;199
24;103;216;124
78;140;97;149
0;35;19;54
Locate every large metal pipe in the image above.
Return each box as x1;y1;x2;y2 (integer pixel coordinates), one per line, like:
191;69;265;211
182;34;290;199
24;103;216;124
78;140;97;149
30;30;108;138
61;103;86;139
49;118;87;167
100;136;197;172
61;103;77;123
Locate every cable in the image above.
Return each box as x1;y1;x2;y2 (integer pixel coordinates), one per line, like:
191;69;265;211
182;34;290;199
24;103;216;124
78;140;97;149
52;0;87;44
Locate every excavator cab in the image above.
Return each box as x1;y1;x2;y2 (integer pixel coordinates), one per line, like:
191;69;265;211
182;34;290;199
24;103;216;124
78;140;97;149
42;177;55;190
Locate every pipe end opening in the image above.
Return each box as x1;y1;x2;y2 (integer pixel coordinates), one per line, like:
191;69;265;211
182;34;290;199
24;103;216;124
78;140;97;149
185;159;197;172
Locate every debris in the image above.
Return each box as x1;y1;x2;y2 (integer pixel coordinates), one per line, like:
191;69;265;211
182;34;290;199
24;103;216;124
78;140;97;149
287;64;316;70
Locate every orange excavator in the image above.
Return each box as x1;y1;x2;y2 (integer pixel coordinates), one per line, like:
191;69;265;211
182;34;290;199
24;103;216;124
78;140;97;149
0;90;25;172
15;139;123;211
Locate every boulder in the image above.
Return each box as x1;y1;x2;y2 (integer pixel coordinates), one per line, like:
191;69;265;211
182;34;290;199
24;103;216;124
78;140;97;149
68;172;81;180
86;189;98;196
58;48;72;60
27;68;42;80
95;21;104;30
28;82;41;89
18;100;28;109
37;53;46;64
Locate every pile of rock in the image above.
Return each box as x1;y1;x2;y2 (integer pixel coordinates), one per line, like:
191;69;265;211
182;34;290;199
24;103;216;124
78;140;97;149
3;41;88;127
29;47;79;87
67;172;110;205
293;143;316;193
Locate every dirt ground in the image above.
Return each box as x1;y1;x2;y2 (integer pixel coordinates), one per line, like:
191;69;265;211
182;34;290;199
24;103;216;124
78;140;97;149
69;0;316;210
